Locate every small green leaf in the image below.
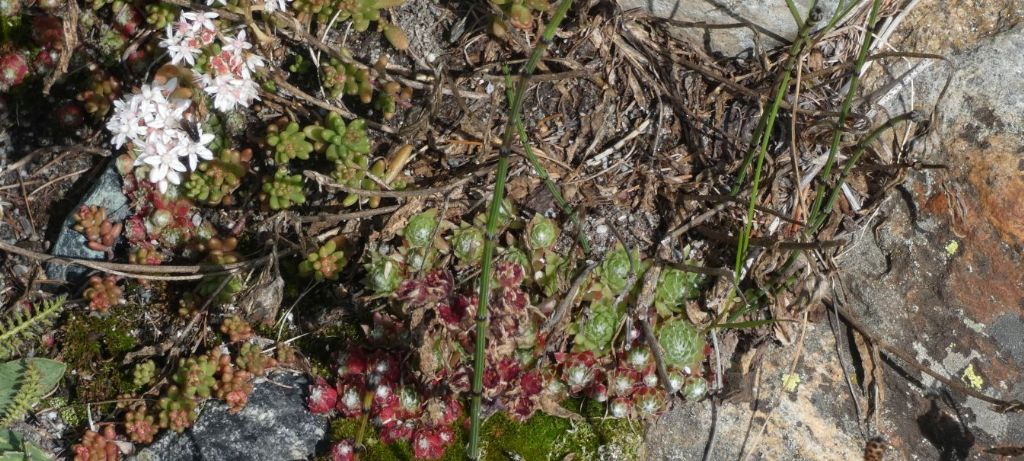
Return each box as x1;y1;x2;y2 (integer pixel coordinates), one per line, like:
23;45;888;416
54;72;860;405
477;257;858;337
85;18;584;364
0;430;53;461
0;358;64;410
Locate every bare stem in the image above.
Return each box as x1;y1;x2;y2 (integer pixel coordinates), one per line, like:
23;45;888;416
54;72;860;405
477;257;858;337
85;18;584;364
467;2;575;458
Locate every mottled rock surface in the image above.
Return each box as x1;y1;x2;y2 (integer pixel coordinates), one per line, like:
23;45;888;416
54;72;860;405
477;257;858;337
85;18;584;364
45;163;128;283
838;21;1024;460
134;373;327;461
616;0;841;55
645;4;1024;461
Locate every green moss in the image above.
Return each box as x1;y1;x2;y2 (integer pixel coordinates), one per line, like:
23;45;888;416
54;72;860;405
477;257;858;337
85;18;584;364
61;304;142;402
324;403;643;460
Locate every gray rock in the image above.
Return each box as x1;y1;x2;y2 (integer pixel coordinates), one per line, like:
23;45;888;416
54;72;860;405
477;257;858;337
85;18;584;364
134;373;328;461
617;0;841;56
45;163;129;283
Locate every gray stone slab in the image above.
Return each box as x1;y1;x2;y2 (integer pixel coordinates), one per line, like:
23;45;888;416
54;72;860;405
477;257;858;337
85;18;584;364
46;163;128;283
134;373;328;461
617;0;841;56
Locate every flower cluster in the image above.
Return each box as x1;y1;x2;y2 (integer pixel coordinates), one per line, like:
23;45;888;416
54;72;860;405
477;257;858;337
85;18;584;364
104;77;213;192
160;12;263;112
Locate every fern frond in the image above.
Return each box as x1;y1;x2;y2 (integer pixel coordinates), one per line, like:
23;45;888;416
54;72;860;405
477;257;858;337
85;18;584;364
0;360;41;426
0;296;65;360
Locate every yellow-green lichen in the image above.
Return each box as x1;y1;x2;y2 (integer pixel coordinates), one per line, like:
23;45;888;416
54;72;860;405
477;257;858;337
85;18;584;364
961;363;984;390
782;373;801;393
945;240;959;257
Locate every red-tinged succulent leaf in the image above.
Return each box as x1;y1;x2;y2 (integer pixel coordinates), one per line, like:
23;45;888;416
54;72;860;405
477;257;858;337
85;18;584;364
307;378;338;414
330;440;356;461
412;427;446;460
495;261;525;289
335;382;363;418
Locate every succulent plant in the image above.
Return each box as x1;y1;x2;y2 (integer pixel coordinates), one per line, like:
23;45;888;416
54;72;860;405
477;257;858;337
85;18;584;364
657;317;705;371
213;352;253;413
124;405;157;444
123;188;205;250
157;385;198;432
76;69;120;117
71;425;120;461
335;0;403;32
526;215;559;250
144;2;177;28
412;425;454;460
83;275;122;312
363;251;403;295
132;360;156;389
196;274;243;306
404;209;439;248
220;315;252;343
275;342;298;364
490;0;548;30
451;224;484;265
111;1;142;35
573;295;623;356
173;354;219;399
374;79;413;120
655;266;703;315
236;342;276;376
331;154;379;207
184;148;252;206
0;53;29;92
633;386;667;416
307;377;338;414
73;205;123;252
382;23;409;51
330;439;356;461
128;244;164;265
599;245;640;294
298;240;346;281
334;381;363;417
293;0;333;20
307;113;371;163
266;121;313;164
202;236;240;265
261;168;306;210
320;59;372;102
682;376;708;401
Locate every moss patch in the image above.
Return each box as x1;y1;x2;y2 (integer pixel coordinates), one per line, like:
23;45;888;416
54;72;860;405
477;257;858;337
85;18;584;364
61;304;142;402
325;400;644;461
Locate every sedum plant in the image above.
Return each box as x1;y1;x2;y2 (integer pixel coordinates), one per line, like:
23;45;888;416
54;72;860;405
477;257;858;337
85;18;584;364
299;240;346;281
261;168;306;210
336;0;404;32
266;121;313;164
184;148;252;206
320;59;372;101
73;205;123;252
83;275;122;312
306;112;370;163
